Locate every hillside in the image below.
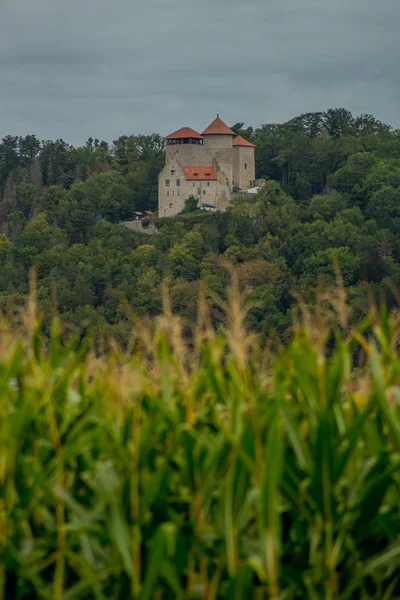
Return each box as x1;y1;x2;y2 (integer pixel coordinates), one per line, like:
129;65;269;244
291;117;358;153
1;109;400;343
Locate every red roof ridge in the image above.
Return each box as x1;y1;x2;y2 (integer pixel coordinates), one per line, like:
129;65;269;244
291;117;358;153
183;166;217;181
201;116;235;136
165;127;203;140
233;135;256;148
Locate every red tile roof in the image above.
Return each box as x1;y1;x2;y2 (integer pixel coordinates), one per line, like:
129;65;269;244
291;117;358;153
183;166;217;180
165;127;203;140
233;135;256;148
201;116;235;136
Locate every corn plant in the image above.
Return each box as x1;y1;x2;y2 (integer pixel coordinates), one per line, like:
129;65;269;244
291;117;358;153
0;285;400;599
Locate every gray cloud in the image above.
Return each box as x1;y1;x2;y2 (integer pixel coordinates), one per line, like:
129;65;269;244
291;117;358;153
0;0;398;144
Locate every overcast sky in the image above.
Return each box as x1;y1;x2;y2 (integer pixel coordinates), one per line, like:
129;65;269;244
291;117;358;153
1;0;398;145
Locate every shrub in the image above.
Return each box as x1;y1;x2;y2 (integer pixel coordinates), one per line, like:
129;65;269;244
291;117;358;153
181;195;199;214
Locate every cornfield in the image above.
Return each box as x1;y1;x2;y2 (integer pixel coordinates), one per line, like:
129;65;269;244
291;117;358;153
1;282;400;600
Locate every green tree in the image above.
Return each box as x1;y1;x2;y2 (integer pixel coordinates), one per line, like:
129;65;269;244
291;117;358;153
309;192;348;222
16;183;39;218
168;243;200;281
181;195;199;214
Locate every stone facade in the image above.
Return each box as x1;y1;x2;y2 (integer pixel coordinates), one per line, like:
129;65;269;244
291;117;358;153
232;144;256;192
122;220;158;235
158;116;256;217
158;162;218;218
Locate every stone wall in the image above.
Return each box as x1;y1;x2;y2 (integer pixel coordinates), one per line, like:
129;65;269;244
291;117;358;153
233;145;256;191
203;135;234;191
159;149;221;217
158;163;187;217
159;163;218;217
166;143;211;166
121;220;158;235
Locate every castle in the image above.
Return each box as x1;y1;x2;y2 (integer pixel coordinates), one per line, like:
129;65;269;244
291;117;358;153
158;114;256;217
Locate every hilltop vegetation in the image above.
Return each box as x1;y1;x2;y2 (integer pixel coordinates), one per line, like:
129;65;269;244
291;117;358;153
1;109;400;341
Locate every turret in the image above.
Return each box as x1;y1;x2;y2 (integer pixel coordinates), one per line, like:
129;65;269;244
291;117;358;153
232;136;256;191
164;127;205;165
201;115;235;149
165;127;203;147
201;115;235;205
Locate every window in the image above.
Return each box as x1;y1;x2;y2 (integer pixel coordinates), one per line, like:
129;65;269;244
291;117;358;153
169;203;172;208
205;172;211;176
244;163;248;170
167;191;169;197
198;188;201;195
171;169;175;175
226;178;229;185
165;179;170;186
172;189;175;196
176;179;180;186
177;190;180;196
203;190;206;195
207;182;210;187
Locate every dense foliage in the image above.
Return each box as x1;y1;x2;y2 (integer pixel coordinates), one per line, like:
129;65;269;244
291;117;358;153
1;290;400;599
1;109;400;342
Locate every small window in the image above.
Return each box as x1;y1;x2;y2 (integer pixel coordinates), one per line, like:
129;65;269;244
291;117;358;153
169;202;172;208
171;169;175;175
177;190;180;196
244;163;248;170
205;172;211;176
167;190;169;197
198;188;201;195
165;179;170;186
226;178;229;185
176;179;180;186
193;172;199;176
207;182;210;187
203;190;206;195
172;189;175;196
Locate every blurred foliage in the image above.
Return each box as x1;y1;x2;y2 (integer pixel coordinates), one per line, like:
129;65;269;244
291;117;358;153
0;283;400;598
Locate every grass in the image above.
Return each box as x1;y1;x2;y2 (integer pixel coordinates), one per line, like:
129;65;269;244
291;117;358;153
0;279;400;599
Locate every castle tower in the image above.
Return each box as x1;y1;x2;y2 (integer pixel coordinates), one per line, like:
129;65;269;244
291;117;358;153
164;127;205;165
159;126;213;217
201;115;235;209
232;135;256;191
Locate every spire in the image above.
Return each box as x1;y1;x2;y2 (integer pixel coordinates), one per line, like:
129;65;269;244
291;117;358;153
201;116;235;136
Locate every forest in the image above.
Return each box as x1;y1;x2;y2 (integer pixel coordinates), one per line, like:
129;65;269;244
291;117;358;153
1;108;400;343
